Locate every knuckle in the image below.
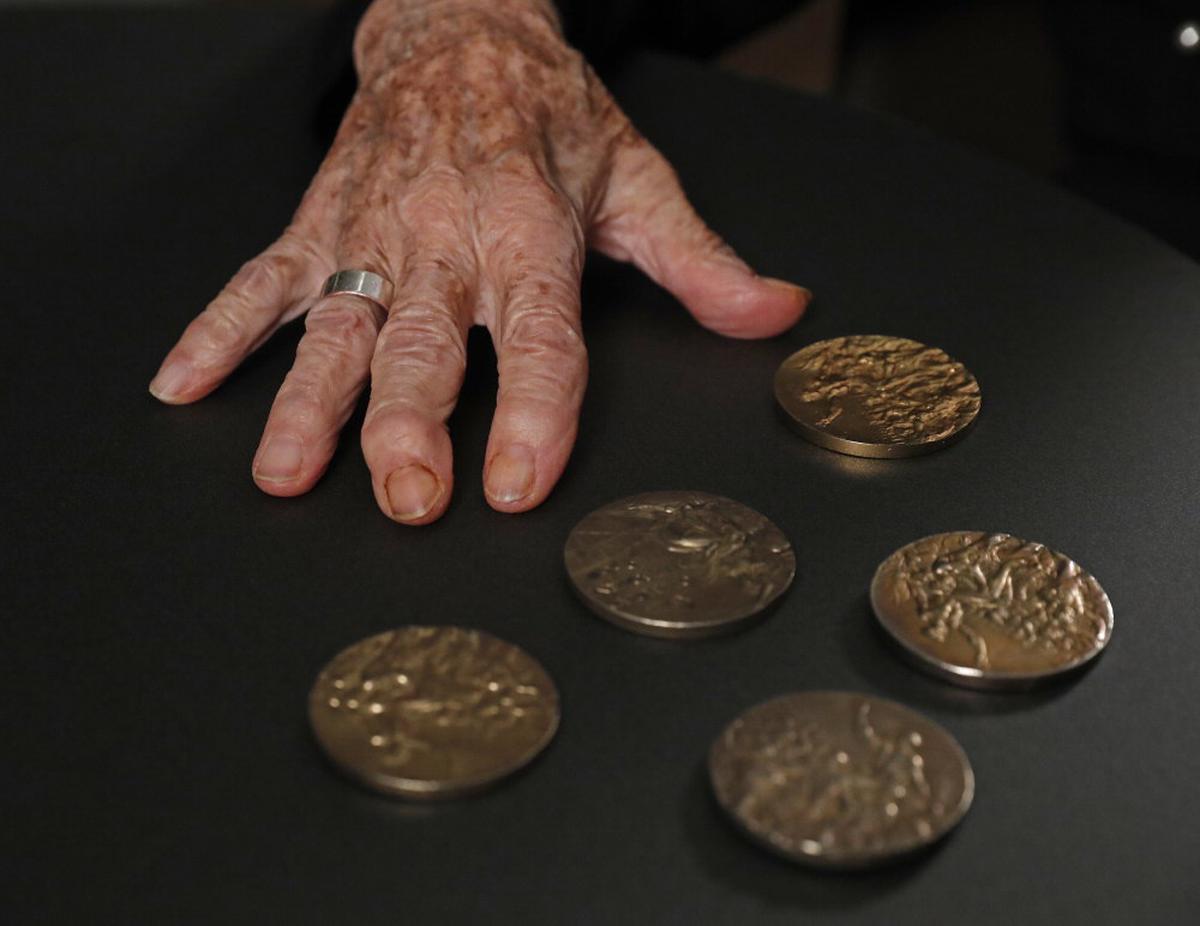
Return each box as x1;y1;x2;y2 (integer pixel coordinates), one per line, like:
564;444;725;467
502;174;570;223
503;307;586;368
499;356;587;409
304;299;381;352
626;142;678;188
270;392;326;433
487;205;583;275
189;300;249;362
401;249;467;292
276;231;329;271
504;252;579;291
334;232;394;281
633;184;687;234
373;308;467;375
627;184;722;267
374;307;468;393
404;164;468;217
361;404;438;457
228;250;292;295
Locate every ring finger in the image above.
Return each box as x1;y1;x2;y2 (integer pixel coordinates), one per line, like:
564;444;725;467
251;218;395;495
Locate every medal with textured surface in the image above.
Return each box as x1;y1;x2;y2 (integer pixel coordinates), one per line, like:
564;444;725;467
709;692;973;868
563;491;795;638
871;531;1114;689
775;335;981;458
309;626;559;798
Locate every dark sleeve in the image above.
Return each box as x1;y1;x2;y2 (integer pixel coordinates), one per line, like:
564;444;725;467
556;0;806;65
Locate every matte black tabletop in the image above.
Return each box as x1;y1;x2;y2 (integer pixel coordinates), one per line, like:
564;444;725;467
3;8;1199;924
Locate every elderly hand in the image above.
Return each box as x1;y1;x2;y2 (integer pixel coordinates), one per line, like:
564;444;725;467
149;0;810;524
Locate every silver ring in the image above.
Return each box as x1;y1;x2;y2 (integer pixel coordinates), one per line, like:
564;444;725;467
321;269;393;310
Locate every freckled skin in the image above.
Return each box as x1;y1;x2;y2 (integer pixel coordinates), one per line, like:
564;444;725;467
149;0;812;525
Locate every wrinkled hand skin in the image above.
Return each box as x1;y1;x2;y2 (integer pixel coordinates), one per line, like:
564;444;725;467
149;0;811;525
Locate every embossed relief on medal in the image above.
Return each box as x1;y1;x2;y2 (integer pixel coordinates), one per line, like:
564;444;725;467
709;693;972;866
563;491;795;633
775;335;981;451
874;532;1113;677
309;627;559;793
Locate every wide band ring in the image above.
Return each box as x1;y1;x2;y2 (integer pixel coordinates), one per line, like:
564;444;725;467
321;269;393;311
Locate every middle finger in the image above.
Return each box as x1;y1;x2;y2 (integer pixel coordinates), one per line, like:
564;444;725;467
361;235;473;526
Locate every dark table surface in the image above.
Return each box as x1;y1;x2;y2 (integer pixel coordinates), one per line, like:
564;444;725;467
3;7;1199;925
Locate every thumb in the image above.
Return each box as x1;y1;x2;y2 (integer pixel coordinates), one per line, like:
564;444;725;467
590;135;810;339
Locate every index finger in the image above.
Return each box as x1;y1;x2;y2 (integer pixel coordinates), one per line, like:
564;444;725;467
149;232;331;404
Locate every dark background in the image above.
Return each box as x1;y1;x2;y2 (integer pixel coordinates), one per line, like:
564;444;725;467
2;3;1199;925
584;0;1200;261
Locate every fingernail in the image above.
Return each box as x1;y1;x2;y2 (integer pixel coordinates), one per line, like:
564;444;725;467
485;444;536;504
149;361;191;402
385;464;443;522
254;435;304;483
762;277;813;302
